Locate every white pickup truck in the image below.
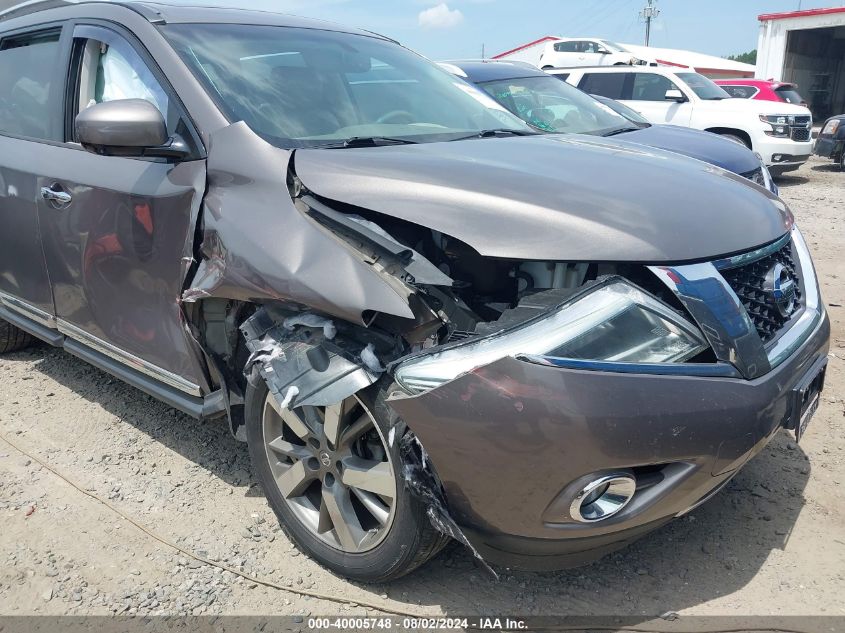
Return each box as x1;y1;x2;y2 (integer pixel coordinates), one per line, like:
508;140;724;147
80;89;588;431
554;66;813;174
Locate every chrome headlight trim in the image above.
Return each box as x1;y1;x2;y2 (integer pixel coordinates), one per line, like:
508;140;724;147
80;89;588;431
394;278;708;395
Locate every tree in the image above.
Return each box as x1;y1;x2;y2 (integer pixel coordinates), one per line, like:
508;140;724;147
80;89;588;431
727;50;757;65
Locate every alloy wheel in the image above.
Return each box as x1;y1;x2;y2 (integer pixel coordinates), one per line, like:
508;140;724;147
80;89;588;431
261;393;397;553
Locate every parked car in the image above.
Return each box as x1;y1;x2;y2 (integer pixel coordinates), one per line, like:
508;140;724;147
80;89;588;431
556;66;814;174
442;60;776;193
0;1;829;582
715;78;808;107
813;114;845;170
539;38;653;70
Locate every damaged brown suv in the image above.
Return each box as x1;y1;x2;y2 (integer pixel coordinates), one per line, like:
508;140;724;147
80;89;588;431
0;0;829;582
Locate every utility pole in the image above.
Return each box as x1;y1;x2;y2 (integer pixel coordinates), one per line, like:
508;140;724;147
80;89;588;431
640;0;660;46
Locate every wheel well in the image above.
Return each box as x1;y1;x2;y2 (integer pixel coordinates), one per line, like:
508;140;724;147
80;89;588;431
705;127;752;149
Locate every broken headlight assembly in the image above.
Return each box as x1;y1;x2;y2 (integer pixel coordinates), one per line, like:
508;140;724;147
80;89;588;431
394;278;708;394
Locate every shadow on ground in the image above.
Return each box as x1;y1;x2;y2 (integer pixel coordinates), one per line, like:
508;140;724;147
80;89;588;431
24;343;811;617
773;173;810;188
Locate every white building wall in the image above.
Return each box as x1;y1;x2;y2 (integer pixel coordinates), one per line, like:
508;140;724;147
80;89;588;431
756;11;845;81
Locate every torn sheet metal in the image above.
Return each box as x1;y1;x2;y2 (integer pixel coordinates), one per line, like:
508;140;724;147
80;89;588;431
241;307;382;409
181;122;416;324
299;194;453;288
397;426;498;580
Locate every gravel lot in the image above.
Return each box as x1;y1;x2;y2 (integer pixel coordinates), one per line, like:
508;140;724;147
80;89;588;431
1;156;843;619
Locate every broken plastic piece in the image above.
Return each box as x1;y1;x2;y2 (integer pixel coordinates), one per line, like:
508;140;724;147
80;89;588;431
241;307;380;410
398;428;498;580
279;385;299;409
283;313;337;340
361;343;385;374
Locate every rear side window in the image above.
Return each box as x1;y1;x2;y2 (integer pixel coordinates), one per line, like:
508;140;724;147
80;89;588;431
578;73;628;100
553;41;578;53
721;85;756;99
775;86;805;105
0;30;62;140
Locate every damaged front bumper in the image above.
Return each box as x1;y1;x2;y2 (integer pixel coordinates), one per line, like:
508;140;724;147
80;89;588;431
387;312;830;571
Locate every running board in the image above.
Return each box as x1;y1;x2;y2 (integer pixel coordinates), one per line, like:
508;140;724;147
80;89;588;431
1;306;225;420
0;305;63;346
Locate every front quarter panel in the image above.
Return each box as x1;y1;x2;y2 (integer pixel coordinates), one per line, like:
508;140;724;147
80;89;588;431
184;123;415;323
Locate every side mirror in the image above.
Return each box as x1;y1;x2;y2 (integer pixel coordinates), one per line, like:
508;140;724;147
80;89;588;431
664;89;687;102
75;99;189;160
596;48;610;55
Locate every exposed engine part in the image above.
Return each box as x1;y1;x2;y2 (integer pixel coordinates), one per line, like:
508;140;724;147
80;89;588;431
240;307;384;410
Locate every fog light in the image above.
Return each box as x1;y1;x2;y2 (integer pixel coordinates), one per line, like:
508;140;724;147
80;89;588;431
570;473;637;522
773;154;783;162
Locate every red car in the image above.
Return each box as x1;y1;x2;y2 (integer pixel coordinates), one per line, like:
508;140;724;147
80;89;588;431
715;79;808;107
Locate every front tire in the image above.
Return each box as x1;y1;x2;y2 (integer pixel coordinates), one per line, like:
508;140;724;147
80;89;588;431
0;319;34;354
719;133;750;148
244;378;446;582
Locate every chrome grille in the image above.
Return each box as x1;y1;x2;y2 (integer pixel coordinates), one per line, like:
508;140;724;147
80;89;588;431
719;241;802;343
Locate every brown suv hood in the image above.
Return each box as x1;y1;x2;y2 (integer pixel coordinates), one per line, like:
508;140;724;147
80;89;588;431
295;134;791;263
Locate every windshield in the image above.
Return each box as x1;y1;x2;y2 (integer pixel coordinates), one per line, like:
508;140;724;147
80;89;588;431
600;40;627;53
676;73;731;100
477;75;633;135
591;94;650;124
161;24;533;148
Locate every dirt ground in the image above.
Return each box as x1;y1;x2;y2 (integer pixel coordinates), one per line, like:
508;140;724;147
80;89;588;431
1;156;844;619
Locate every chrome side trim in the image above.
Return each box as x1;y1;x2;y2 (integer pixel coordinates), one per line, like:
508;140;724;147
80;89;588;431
517;355;742;378
0;290;56;329
711;232;791;271
649;262;770;380
57;320;202;396
766;228;823;368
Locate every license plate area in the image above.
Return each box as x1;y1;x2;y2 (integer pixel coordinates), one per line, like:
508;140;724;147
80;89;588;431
787;356;827;442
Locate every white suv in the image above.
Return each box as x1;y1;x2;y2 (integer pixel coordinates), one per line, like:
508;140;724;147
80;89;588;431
539;39;652;70
556;66;813;173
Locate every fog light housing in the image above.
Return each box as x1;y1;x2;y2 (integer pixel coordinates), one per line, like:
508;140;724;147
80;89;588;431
570;473;637;523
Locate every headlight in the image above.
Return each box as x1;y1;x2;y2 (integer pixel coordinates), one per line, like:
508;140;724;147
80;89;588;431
822;119;840;135
753;152;776;193
759;114;792;138
394;279;708;394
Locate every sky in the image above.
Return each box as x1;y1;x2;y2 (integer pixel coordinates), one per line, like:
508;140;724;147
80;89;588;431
155;0;840;60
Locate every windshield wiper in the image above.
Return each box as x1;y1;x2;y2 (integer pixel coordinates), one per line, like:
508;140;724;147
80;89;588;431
451;129;538;141
602;126;642;137
315;136;420;149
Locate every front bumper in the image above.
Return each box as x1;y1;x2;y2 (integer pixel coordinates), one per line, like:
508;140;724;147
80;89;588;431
756;136;812;168
813;136;843;160
388;311;829;570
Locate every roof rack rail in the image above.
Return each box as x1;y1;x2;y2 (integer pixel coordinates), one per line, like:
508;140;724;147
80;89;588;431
0;0;165;24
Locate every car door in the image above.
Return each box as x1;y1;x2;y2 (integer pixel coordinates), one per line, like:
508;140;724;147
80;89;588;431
624;72;693;125
578;41;605;67
35;22;209;394
0;24;66;327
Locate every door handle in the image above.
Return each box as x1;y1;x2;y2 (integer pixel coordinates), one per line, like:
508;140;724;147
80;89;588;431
40;186;72;206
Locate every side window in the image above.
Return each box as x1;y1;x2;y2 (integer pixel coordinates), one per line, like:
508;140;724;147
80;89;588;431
631;73;680;101
722;85;754;99
72;28;173;137
0;29;62;140
553;41;578;53
578;73;628;100
581;41;599;54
